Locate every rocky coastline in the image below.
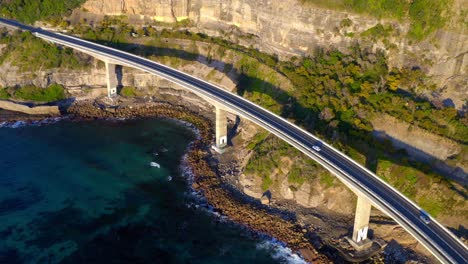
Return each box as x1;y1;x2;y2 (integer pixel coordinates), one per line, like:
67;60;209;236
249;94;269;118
0;99;332;263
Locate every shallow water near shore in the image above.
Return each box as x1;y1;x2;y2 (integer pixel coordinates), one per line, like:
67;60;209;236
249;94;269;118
0;119;305;263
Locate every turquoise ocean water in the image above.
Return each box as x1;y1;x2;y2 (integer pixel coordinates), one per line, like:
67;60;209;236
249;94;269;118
0;119;305;263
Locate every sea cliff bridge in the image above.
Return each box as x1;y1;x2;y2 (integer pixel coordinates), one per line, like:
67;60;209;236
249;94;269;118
1;18;466;264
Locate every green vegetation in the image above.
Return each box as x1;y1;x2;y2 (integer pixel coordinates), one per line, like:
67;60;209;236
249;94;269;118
340;18;353;28
347;147;366;166
302;0;452;40
375;158;464;217
418;196;445;217
0;84;66;102
360;23;394;40
280;48;467;143
120;86;140;97
288;167;306;186
247;130;269;150
319;173;335;188
0;0;85;24
261;175;273;191
0;31;85;72
377;159;393;173
303;0;408;20
408;0;451;40
0;87;10;99
13;84;66;102
246;135;325;190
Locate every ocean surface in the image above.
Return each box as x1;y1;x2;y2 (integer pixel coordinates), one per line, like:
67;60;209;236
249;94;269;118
0;118;305;264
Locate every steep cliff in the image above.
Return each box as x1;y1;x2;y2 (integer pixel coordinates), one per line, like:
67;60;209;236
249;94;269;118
77;0;467;108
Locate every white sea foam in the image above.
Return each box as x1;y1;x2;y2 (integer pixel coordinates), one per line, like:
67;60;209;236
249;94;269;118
11;121;26;128
256;239;308;264
150;162;160;168
170;119;202;140
0;117;65;128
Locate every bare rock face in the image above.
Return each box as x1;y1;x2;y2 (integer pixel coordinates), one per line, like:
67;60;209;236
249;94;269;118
294;182;311;207
239;173;263;199
279;177;294;200
82;0;189;22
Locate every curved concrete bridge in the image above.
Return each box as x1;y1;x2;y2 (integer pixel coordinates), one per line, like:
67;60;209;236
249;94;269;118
0;18;466;263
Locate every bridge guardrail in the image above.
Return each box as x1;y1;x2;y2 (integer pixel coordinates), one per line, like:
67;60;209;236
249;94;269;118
29;28;468;264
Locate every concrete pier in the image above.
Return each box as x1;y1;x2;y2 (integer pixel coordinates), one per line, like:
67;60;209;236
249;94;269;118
349;195;373;250
214;106;228;151
105;62;118;97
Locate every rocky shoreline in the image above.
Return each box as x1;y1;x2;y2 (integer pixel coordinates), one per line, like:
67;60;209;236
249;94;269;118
2;97;438;263
1;99;331;263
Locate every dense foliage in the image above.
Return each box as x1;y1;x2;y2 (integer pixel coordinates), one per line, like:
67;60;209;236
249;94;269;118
246;133;330;191
279;48;467;143
0;87;10;99
0;30;85;72
302;0;451;40
0;0;85;24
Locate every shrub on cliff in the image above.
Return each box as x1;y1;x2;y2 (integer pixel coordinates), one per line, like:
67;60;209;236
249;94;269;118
120;86;140;97
0;87;10;99
14;84;65;102
0;0;86;24
302;0;451;40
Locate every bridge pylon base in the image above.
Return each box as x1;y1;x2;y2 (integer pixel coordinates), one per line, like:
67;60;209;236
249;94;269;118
345;236;373;251
212;144;228;154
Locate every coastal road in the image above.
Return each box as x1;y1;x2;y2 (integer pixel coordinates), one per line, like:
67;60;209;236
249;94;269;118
1;18;467;264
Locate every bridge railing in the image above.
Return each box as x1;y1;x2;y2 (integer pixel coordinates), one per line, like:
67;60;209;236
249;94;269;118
29;28;467;264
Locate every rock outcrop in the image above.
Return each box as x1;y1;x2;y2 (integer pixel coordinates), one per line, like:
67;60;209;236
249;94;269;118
0;100;60;115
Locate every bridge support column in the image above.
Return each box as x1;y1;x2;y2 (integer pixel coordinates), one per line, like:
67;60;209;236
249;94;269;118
348;195;373;250
105;62;118;97
213;106;228;153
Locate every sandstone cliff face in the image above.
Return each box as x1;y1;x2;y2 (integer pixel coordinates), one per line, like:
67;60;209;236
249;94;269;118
83;0;189;22
78;0;467;108
0;60;218;113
